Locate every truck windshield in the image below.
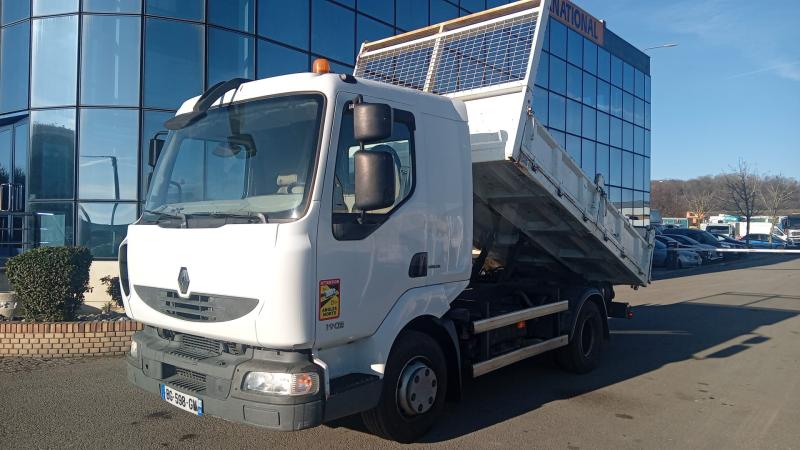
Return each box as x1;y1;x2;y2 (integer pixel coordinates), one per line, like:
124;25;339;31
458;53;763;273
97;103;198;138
786;217;800;228
144;94;324;224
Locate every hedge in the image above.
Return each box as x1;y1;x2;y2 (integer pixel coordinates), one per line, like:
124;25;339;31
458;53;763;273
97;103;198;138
6;246;93;322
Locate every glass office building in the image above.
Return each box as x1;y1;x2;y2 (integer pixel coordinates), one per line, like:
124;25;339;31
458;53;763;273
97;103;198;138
0;0;649;260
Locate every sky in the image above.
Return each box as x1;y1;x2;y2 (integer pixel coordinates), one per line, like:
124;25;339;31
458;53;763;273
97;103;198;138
577;0;800;180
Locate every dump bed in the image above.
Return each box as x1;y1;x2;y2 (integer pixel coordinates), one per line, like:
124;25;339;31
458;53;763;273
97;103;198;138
354;0;653;286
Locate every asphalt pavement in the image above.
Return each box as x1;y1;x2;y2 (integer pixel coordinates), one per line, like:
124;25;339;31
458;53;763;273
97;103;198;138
2;255;799;449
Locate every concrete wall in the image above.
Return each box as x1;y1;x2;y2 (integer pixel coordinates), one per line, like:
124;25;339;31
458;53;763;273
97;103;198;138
83;261;122;312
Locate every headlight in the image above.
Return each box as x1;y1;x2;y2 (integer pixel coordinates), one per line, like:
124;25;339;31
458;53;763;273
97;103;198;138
243;371;319;396
130;340;139;358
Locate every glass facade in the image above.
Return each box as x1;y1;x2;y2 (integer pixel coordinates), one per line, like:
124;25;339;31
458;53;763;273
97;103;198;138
534;17;651;221
0;0;649;258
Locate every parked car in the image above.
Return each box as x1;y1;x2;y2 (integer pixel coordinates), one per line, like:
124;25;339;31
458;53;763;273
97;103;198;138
740;234;787;249
709;233;747;257
703;223;736;237
663;228;732;249
652;240;702;269
652;240;668;267
665;234;723;262
674;248;703;268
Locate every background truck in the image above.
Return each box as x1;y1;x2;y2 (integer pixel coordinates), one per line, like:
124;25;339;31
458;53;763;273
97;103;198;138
122;0;653;442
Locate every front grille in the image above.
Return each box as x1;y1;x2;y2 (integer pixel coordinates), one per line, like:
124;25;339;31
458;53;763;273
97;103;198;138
134;285;259;322
170;368;207;393
167;331;244;361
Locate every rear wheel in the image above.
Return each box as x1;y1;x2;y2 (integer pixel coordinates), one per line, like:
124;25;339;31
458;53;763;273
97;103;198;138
557;300;605;374
361;330;447;443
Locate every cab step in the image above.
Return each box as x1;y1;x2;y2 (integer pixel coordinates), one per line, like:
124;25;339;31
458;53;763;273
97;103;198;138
472;335;569;377
470;300;568;334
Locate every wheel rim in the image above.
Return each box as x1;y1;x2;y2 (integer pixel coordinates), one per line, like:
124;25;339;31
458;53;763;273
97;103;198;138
396;358;438;417
581;319;595;358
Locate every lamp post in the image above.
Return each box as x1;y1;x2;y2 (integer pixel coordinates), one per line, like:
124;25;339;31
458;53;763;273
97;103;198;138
643;43;678;52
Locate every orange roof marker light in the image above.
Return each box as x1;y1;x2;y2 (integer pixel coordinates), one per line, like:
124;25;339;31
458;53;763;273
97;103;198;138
312;58;331;74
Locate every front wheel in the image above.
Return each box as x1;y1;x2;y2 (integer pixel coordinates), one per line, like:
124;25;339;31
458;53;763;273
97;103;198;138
361;330;447;443
556;300;606;374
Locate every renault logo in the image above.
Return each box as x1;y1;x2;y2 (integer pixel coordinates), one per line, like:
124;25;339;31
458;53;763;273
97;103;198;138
177;267;190;294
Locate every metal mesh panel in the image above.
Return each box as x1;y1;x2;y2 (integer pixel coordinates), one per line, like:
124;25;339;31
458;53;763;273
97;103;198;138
356;11;538;95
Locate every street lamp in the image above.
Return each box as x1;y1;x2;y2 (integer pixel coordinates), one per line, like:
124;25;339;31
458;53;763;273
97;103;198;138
643;43;678;52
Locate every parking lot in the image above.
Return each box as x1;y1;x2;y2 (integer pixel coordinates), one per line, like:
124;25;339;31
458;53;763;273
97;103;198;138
2;255;799;449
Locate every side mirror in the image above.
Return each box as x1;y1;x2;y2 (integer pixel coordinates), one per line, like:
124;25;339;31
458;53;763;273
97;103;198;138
148;131;168;167
354;150;396;211
354;103;392;143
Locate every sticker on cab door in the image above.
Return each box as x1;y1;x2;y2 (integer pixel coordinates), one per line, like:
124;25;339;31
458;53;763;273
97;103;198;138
319;279;341;321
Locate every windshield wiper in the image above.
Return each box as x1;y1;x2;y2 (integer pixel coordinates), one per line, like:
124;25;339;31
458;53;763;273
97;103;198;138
186;212;268;224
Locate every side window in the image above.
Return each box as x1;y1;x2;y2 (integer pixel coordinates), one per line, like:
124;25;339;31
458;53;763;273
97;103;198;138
332;105;415;240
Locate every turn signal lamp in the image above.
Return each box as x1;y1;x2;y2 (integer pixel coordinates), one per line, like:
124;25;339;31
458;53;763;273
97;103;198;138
313;58;331;74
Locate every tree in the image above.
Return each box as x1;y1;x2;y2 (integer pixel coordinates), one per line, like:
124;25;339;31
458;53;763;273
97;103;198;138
760;175;796;242
683;176;719;223
722;160;762;244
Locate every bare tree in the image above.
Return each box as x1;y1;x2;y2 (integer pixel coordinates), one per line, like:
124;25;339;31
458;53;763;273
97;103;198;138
722;160;762;244
761;175;795;242
683;177;719;223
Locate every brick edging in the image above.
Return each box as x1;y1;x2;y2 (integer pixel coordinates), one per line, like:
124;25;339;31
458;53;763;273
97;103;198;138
0;320;143;358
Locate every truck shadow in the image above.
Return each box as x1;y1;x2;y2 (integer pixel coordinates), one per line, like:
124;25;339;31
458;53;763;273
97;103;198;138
652;254;800;280
330;293;800;442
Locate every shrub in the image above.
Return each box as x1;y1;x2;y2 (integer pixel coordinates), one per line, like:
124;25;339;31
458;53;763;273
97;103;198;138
100;275;123;308
6;246;93;322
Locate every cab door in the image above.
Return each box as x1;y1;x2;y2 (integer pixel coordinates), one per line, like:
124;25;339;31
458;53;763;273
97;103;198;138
315;94;428;347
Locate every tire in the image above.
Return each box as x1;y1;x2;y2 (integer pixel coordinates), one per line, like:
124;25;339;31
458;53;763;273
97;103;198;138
557;300;605;374
361;330;448;443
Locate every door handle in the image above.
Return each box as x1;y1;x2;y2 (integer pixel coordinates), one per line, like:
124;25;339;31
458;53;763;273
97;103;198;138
408;252;427;278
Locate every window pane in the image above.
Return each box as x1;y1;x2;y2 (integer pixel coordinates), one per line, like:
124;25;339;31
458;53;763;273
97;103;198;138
645;157;651;191
79;109;139;201
645;75;651;102
634;97;645;127
635;69;645;99
549;18;566;59
609;116;621;148
14;121;29;188
610;86;622;118
540;14;549;51
596;79;609;113
83;0;141;13
358;14;393;47
548;93;565;131
582;72;596;107
583;39;597;74
549;54;566;95
549;129;566;148
144;18;204;110
610;54;622;87
535;51;548;87
209;0;254;32
32;0;77;16
623;121;633;151
581;139;595;177
31;15;78;108
566;64;581;101
0;22;29;113
532;88;548;126
566;99;581;136
567;29;581;67
622;151;633;188
30;109;75;200
30;202;74;246
397;0;428;31
207;27;255;87
645;102;651;129
360;0;393;23
597;47;609;81
634;125;644;155
566;134;580;163
81;15;141;106
2;0;30;25
145;0;203;21
635;154;644;191
257;40;308;78
461;0;483;12
0;129;10;184
258;0;309;48
312;1;355;64
596;111;609;144
140;111;173;199
623;62;634;93
431;0;458;23
623;91;633;122
596;144;609;184
645;130;651;156
582;106;595;140
609;147;621;186
77;202;137;257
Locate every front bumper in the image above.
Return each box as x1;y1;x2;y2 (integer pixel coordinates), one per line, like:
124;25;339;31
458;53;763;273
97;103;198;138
126;328;324;431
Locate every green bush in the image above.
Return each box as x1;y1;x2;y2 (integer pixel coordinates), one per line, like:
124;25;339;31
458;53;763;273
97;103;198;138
6;246;93;322
100;275;123;308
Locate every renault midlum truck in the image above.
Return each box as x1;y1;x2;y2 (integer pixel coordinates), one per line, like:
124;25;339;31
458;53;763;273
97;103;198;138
122;0;654;442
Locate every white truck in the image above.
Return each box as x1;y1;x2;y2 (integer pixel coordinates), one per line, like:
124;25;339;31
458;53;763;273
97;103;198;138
122;0;653;442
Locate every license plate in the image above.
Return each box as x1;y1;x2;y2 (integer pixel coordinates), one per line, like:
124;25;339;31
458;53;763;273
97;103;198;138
160;384;203;416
